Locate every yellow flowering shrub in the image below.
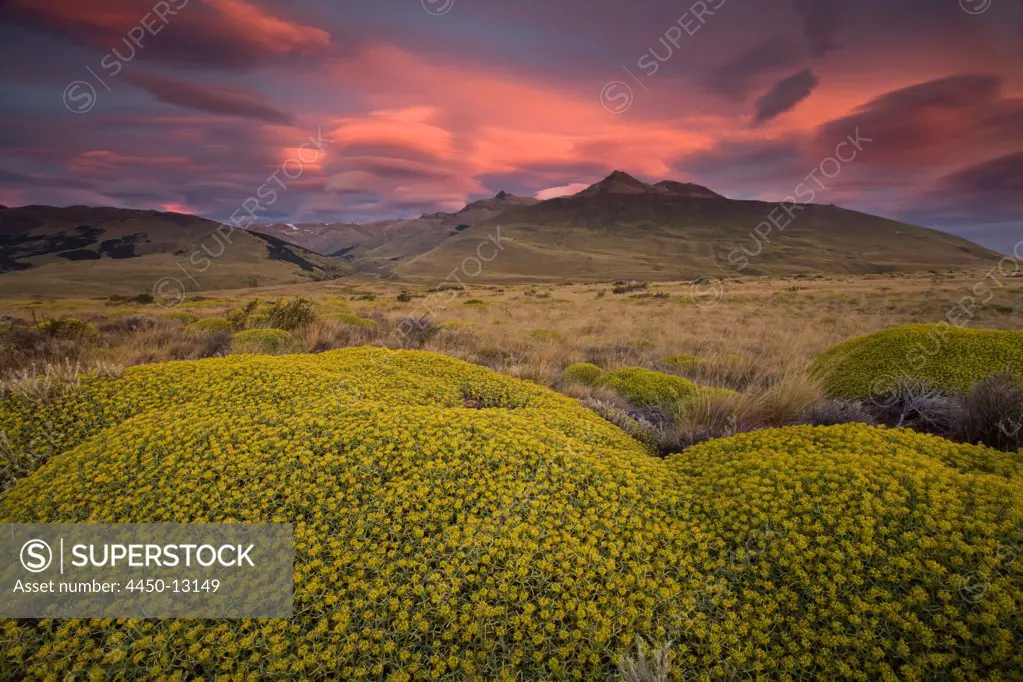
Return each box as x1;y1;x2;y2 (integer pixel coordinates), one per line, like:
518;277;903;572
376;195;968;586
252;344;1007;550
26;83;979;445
597;367;702;406
562;364;731;408
562;362;603;385
1;349;1021;680
231;328;299;355
811;324;1023;398
183;317;232;336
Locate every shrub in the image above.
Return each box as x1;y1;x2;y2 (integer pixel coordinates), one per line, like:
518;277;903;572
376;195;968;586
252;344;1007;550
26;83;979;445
183;317;232;335
811;324;1023;398
397;291;414;302
611;280;647;294
463;299;487;307
0;354;1020;679
953;372;1023;452
563;362;604;385
171;331;231;360
596;367;703;406
225;299;260;331
231;328;299;355
34;317;97;341
864;377;959;435
265;298;316;330
797;398;877;427
0;326;48;358
392;316;440;349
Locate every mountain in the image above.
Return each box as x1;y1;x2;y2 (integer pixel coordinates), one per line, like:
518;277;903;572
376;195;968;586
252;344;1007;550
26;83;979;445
577;172;725;200
248;191;538;274
392;171;999;282
0;205;352;297
1;173;1000;294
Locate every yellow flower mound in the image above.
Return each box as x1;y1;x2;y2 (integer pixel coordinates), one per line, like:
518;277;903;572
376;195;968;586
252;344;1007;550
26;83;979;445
1;349;1022;680
597;367;704;406
231;328;299;355
811;324;1023;399
562;362;603;385
563;364;732;408
183;317;232;335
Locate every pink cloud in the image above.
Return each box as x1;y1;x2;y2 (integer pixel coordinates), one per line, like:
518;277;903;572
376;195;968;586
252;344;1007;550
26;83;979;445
535;183;589;200
201;0;330;54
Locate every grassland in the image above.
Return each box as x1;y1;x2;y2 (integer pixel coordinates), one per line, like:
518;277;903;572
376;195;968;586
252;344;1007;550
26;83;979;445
4;268;1018;384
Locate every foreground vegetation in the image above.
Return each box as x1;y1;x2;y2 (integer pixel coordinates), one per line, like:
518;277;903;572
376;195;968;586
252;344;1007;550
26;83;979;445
1;269;1022;678
3;269;1020;454
2;348;1022;680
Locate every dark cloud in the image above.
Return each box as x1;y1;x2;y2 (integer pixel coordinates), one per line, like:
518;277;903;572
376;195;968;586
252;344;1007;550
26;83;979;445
927;151;1023;223
793;0;842;58
3;0;335;71
753;69;819;124
125;71;294;124
706;39;806;99
813;74;1021;164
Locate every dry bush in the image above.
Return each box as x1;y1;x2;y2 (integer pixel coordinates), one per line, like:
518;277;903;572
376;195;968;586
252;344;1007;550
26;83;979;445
393;316;442;349
168;331;232;360
97;314;157;335
0;360;83;403
865;378;959;435
581;397;654;445
953;373;1023;451
0;325;52;373
797;398;877;427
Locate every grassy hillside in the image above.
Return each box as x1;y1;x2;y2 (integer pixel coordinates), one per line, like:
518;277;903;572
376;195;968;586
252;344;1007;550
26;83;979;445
249;192;539;273
396;190;998;282
0;205;352;297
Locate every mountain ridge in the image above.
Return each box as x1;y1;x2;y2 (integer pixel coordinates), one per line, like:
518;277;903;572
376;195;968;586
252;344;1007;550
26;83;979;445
0;172;1003;294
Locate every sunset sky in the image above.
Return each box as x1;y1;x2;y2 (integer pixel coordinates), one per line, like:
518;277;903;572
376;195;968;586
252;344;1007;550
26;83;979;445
0;0;1020;252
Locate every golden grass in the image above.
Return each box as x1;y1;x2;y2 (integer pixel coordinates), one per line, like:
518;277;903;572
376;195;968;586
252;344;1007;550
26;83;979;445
2;268;1020;402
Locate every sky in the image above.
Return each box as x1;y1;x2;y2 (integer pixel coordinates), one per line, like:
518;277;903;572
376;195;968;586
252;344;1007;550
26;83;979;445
0;0;1021;253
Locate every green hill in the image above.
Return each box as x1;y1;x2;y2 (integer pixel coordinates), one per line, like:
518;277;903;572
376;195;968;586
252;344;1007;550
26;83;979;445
0;205;352;297
394;172;998;282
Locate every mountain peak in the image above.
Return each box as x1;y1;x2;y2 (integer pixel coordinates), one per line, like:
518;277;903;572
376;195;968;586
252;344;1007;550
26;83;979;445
495;190;509;200
579;170;651;196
